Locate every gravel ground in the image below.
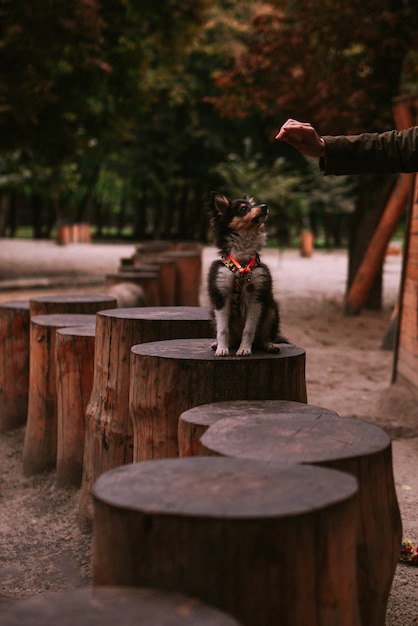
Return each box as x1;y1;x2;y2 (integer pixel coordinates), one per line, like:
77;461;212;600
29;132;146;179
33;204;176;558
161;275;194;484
0;237;417;623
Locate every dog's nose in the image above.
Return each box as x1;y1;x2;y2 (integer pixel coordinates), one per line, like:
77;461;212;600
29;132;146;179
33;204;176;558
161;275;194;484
260;204;268;213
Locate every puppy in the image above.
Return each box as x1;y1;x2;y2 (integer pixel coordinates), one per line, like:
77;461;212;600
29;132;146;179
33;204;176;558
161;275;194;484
207;191;286;356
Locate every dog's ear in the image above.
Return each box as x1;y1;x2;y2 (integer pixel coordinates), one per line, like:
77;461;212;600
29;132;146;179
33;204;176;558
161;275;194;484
210;192;230;216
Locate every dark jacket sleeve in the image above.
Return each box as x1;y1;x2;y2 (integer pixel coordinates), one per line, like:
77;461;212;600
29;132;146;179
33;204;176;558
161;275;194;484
320;126;418;175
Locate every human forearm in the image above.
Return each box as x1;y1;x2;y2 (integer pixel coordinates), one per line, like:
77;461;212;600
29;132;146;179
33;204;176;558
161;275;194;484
321;128;418;175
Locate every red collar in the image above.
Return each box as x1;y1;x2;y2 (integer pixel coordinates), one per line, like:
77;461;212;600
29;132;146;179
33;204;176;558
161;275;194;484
222;251;260;274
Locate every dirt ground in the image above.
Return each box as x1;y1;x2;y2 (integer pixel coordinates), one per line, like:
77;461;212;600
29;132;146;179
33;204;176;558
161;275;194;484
0;238;417;624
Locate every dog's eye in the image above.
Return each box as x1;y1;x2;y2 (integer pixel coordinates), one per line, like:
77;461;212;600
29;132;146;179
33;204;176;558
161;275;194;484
237;204;248;215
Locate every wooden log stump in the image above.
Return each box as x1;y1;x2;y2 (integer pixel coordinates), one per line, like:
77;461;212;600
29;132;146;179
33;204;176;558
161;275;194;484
29;294;117;317
105;271;160;306
179;399;337;458
0;300;30;432
0;586;241;626
23;314;96;476
130;339;306;461
199;401;402;626
93;457;360;626
129;257;176;306
78;307;213;530
164;249;202;306
55;325;96;487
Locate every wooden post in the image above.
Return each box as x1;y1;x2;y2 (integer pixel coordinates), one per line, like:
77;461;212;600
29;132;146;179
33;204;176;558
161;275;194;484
199;402;402;626
55;325;96;487
29;294;117;317
23;314;96;476
164;249;202;306
344;172;412;315
78;307;213;530
0;587;241;626
178;399;337;458
129;257;177;306
129;339;306;461
93;457;360;626
105;272;160;306
0;300;30;432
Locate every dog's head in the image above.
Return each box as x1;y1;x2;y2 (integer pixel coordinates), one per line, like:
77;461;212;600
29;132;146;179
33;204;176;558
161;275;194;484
209;192;268;242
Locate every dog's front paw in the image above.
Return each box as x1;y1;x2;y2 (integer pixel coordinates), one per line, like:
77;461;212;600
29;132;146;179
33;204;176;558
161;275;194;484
215;345;230;357
236;345;252;356
265;342;281;353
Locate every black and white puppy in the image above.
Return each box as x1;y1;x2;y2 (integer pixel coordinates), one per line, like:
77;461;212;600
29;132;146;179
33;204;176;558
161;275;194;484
208;191;286;356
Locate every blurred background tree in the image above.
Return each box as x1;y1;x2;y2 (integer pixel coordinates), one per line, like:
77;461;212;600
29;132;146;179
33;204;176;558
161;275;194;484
0;0;417;306
210;0;418;305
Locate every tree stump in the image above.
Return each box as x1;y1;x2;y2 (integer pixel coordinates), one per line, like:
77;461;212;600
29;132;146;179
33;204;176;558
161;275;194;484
199;402;402;626
29;294;117;317
178;399;337;458
164;250;202;306
93;457;360;626
0;586;241;626
129;339;306;461
22;314;96;476
55;325;96;487
0;300;30;432
105;272;160;306
129;257;176;306
78;307;213;530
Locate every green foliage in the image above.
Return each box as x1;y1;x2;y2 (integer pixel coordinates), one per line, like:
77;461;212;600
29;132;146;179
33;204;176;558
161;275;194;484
0;0;416;242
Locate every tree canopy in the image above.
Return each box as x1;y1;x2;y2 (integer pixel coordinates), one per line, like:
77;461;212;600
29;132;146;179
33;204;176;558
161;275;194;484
0;0;417;243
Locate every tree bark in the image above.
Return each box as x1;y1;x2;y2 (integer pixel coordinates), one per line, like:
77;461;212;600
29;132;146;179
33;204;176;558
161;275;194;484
0;300;30;431
23;314;96;476
129;339;306;461
55;325;96;487
78;307;213;530
92;457;360;626
199;404;401;626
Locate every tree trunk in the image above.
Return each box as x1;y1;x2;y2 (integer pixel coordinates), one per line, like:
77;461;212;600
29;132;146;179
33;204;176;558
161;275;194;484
78;307;213;530
198;402;402;626
347;175;395;311
0;300;30;432
129;339;306;461
92;457;360;626
55;325;96;487
23;314;96;476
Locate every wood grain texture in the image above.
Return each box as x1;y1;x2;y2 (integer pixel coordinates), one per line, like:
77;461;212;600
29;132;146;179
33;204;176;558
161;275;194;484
178;399;337;458
200;404;401;626
129;339;306;461
55;325;96;487
29;294;117;316
23;314;96;476
78;307;212;529
93;457;359;626
0;300;30;431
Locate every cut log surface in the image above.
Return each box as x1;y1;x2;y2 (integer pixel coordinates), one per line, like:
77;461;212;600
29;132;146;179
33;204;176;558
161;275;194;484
55;325;96;487
0;300;30;431
29;294;117;316
23;314;96;476
0;586;242;626
93;457;360;626
78;307;213;529
199;402;402;626
179;399;336;457
129;339;306;461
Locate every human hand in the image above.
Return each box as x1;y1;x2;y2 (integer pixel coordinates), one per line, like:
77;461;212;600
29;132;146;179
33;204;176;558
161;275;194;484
275;119;325;158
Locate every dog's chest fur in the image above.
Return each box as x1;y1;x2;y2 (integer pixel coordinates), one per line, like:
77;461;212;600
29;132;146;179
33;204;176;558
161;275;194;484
207;192;283;356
